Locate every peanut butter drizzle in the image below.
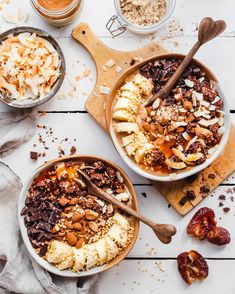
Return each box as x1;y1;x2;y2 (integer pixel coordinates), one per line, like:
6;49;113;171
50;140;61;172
38;0;73;10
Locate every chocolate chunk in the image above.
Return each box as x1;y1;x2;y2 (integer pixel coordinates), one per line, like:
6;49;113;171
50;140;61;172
200;184;210;194
39;244;48;257
179;196;188;206
208;173;216;179
36;221;52;232
192;67;201;77
186;190;196;201
230;196;234;202
223;207;230;213
141;192;147;198
219;202;224;207
130;59;136;66
218;195;226;201
30;151;39;160
70;146;77;155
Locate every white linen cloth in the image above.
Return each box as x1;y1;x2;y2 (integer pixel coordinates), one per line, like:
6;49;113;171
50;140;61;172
0;109;99;294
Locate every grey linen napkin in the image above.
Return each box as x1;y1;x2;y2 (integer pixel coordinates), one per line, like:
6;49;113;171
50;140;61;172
0;110;99;294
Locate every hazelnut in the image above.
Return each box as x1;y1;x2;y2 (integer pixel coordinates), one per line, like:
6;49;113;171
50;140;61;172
76;238;85;249
160;117;168;126
149;131;157;141
183;100;193;111
59;197;70;206
64;220;73;229
142;122;150;132
71;213;84;223
51;226;59;234
60;212;67;219
66;232;77;246
85;209;99;220
176;127;185;133
69;197;79;205
73;222;82;230
186;114;195;123
88;221;99;232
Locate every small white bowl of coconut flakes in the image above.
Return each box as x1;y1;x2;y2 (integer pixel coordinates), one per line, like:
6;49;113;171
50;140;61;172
0;27;66;108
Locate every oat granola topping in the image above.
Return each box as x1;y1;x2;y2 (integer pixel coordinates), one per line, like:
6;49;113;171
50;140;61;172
119;0;167;27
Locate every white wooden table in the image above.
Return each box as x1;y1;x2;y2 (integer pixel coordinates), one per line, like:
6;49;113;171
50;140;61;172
1;0;235;293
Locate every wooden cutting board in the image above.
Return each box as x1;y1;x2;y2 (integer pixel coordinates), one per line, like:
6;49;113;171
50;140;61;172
72;23;167;130
72;23;235;216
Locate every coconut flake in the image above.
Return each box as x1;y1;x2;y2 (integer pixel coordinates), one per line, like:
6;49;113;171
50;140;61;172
99;86;110;95
211;96;220;104
105;59;115;68
198;117;219;127
185;79;194;88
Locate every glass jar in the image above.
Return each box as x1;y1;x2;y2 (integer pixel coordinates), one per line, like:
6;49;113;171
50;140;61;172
106;0;176;36
30;0;84;26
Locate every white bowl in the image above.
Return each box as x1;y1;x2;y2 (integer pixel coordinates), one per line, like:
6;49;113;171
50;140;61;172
107;54;231;182
18;155;139;277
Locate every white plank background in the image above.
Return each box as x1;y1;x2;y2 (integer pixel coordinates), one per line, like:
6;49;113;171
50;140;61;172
1;0;235;293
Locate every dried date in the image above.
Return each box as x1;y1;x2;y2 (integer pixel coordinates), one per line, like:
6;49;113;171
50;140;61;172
207;226;231;246
187;207;216;240
177;250;208;285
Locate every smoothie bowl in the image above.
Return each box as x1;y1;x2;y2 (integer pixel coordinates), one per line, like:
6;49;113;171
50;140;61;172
106;54;230;181
19;155;139;277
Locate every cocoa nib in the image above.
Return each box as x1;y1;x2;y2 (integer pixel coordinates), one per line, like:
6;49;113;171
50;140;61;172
200;184;210;194
218;195;226;201
179;190;196;206
30;151;39;160
223;207;230;213
208;173;216;179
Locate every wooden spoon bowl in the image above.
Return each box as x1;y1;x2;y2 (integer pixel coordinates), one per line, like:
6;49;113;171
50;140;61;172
105;53;231;182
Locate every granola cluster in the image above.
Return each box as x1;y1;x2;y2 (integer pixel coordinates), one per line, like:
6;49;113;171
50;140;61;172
112;58;225;174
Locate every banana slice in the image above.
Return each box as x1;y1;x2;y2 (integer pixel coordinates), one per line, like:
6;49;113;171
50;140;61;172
104;236;119;262
57;255;73;270
113;213;130;231
133;74;153;95
115;122;139;133
122;134;135;146
45;240;73;264
114;98;131;110
72;247;87;272
185;153;203;162
165;159;186;170
112;110;135;122
107;224;128;247
119;90;136;100
85;244;99;270
134;143;153;163
121;81;139;93
125;143;138;156
137;132;148;144
94;238;108;265
172;148;187;161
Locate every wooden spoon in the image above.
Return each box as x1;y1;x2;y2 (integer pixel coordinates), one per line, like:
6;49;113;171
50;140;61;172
77;169;177;244
146;17;226;106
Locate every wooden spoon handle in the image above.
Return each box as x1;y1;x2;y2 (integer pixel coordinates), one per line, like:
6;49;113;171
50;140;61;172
92;184;177;240
146;17;226;107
